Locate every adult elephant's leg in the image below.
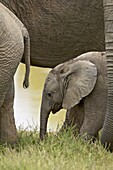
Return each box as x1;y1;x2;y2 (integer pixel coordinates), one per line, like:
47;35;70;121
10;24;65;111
0;79;17;144
101;0;113;150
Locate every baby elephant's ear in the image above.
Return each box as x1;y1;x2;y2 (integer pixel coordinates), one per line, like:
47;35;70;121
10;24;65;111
62;60;97;109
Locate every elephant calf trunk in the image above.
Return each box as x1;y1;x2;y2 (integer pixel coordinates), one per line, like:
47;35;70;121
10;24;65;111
40;109;50;140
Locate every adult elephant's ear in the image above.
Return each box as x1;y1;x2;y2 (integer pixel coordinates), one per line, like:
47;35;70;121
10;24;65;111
61;60;97;109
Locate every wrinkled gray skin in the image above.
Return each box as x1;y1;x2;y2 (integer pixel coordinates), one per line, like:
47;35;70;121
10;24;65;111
0;0;113;149
40;52;107;141
101;0;113;151
0;0;105;68
0;3;30;144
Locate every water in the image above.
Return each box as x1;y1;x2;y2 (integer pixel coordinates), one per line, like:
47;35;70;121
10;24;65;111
14;63;65;131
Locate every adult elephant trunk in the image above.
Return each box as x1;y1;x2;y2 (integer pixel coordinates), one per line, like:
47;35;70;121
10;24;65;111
39;101;50;140
101;0;113;150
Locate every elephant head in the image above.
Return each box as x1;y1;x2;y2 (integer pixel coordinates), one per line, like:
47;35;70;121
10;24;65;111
40;59;97;140
101;0;113;150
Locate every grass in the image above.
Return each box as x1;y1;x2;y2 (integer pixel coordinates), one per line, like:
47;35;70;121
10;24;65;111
0;127;113;170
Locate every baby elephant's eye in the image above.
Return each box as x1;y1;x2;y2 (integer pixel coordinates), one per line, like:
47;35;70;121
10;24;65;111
47;92;52;97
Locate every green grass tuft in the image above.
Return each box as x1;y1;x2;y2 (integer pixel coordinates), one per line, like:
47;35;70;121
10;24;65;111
0;126;113;170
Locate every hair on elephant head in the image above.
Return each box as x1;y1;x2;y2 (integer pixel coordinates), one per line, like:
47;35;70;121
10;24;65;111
40;57;97;140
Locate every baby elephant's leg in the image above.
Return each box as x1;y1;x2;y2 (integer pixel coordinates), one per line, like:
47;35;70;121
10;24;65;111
80;86;106;141
0;79;17;144
60;100;85;136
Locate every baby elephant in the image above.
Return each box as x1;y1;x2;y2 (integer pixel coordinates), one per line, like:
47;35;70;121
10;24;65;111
40;52;107;140
0;3;30;144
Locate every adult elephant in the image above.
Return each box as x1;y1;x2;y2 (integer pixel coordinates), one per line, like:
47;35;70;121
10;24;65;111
0;0;105;68
101;0;113;151
0;0;113;149
0;3;30;144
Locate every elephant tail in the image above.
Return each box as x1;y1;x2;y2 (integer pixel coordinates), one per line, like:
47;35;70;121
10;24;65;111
22;27;30;88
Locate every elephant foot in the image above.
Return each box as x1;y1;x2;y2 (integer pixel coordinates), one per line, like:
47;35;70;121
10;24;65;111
0;129;18;145
0;106;18;145
0;80;18;145
79;133;99;143
59;121;80;138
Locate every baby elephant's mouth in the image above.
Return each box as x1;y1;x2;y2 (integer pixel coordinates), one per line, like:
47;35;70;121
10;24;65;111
52;103;62;114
